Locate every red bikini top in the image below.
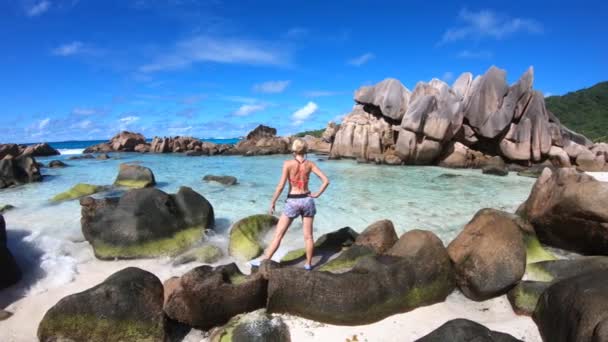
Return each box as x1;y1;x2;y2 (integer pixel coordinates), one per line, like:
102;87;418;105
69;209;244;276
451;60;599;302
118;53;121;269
289;159;309;188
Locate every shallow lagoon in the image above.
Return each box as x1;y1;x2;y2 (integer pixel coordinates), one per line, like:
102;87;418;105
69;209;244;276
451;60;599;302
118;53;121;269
0;152;535;297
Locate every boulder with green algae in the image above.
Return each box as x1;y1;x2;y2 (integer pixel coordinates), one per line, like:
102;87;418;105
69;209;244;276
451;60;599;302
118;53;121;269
228;214;278;260
37;267;165;342
164;263;269;330
51;183;105;202
80;186;214;259
318;245;376;273
173;244;223;265
524;233;556;264
0;204;15;213
210;309;290;342
447;208;526;301
280;227;359;265
507;256;608;315
267;242;454;325
113;163;156;188
533;270;608;342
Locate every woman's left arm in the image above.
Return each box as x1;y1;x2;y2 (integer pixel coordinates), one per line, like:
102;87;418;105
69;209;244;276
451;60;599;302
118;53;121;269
309;162;330;198
269;162;289;214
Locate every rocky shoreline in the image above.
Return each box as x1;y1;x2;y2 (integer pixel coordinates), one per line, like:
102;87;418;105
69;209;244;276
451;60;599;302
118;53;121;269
0;163;603;341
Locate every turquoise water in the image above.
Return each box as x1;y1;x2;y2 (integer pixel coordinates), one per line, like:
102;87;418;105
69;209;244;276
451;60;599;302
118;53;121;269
0;152;535;298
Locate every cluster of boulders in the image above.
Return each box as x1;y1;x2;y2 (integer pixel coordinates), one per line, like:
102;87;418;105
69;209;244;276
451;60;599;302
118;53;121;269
329;66;607;173
33;166;608;341
82;125;298;157
83;131;146;153
0;143;59;159
0;143;55;188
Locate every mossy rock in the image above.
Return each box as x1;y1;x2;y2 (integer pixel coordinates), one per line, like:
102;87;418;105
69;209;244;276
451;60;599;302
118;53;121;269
114;179;153;189
209;309;290;342
51;183;105;202
113;163;156;188
0;204;15;213
524;233;556;264
507;281;549;315
92;227;202;260
280;227;359;264
37;267;165;342
228;214;278;260
508;256;608;316
173;244;223;265
318;245;375;273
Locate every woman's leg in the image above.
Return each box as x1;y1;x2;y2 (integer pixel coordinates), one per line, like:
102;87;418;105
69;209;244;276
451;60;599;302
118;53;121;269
302;216;314;266
263;214;293;260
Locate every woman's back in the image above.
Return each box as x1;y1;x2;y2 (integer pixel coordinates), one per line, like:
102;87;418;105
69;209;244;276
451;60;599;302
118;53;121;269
286;159;313;194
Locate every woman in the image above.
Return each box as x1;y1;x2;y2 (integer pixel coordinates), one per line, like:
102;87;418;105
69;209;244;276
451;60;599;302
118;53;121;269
250;138;330;270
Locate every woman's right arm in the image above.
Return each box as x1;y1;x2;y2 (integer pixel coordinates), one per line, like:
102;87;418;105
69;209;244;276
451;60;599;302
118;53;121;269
309;162;330;198
270;162;289;214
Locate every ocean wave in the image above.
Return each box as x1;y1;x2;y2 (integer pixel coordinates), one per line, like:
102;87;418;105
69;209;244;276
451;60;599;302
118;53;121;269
58;148;84;155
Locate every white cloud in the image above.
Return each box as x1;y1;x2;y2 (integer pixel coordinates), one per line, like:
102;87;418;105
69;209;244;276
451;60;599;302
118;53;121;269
51;41;84;56
348;53;375;66
457;50;493;59
292;102;318;125
38;118;51;129
253;80;291;94
234;104;267;116
439;8;543;44
140;35;291;73
26;1;51;17
303;90;343;98
442;72;454;82
119;116;140;126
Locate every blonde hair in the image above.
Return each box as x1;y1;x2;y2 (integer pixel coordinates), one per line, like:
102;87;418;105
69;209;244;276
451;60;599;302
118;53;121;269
291;138;308;155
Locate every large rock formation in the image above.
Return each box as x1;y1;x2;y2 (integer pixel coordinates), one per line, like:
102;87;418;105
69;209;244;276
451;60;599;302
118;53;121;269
517;167;608;255
533;270;608;342
447;209;526;301
0;143;59;158
330;66;602;169
508;256;608;315
0;155;42;189
164;263;268;330
267;248;454;325
20;143;60;157
236;125;290;156
38;267;166;342
83;131;146;153
0;214;21;289
80;186;214;259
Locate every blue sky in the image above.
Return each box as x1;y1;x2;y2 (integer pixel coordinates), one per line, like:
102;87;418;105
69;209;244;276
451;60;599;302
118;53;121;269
1;0;606;143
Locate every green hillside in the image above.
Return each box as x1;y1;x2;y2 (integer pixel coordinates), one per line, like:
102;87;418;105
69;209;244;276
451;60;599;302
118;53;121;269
294;128;325;138
545;81;608;142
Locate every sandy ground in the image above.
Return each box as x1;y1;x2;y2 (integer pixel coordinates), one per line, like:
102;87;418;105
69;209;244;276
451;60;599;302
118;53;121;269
0;257;541;342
